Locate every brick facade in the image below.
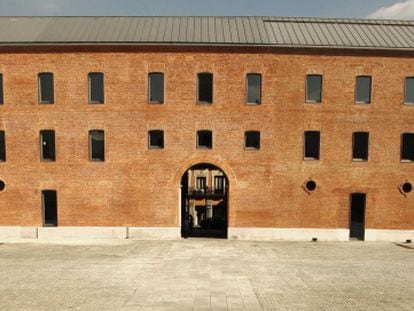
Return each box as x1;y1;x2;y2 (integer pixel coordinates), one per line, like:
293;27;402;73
0;46;413;236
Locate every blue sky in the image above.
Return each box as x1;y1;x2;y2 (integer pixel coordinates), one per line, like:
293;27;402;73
0;0;413;19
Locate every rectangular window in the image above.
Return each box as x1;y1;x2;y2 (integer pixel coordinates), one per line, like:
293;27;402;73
214;176;225;192
89;130;105;161
246;74;262;104
355;76;372;104
88;72;104;104
0;131;5;162
40;130;56;161
404;77;414;104
0;73;3;104
197;73;213;104
149;73;164;104
304;131;320;160
196;176;206;191
306;75;322;103
197;130;212;149
38;73;54;104
42;190;57;227
401;133;414;162
353;132;369;161
148;130;164;149
245;131;260;149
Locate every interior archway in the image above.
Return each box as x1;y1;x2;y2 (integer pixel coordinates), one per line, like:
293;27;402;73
180;163;228;238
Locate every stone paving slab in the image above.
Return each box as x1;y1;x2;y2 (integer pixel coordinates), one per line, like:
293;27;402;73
0;240;413;310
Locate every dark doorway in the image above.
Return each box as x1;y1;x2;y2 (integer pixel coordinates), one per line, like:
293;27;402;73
181;163;228;238
42;190;57;227
350;193;366;240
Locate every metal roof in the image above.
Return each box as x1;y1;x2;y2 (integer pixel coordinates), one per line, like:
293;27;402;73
1;16;414;50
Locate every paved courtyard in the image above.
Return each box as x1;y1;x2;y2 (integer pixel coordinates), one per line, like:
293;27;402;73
0;239;413;311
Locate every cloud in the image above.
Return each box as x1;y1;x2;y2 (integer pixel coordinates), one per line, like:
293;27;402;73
368;0;414;19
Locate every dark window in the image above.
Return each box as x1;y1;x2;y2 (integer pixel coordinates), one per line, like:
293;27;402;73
245;131;260;149
404;77;414;104
148;130;164;149
355;76;371;104
196;176;206;190
197;130;212;149
214;176;225;192
306;75;322;103
0;73;3;104
38;73;54;104
0;131;5;162
149;73;164;103
305;180;317;192
89;130;105;161
0;180;4;191
42;190;57;227
197;73;213;104
246;74;262;104
304;131;320;160
40;130;56;161
353;132;369;161
88;72;104;103
401;133;414;161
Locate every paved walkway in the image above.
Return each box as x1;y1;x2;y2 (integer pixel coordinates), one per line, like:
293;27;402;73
0;239;413;310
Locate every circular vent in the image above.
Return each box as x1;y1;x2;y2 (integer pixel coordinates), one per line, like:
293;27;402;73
402;182;412;194
305;180;317;192
0;180;5;191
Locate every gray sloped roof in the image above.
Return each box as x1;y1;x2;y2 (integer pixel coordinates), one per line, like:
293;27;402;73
1;16;414;50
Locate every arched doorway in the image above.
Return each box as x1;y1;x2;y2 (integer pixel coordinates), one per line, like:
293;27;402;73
180;163;228;238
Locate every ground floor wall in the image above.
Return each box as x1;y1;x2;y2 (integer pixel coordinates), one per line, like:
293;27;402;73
0;155;414;241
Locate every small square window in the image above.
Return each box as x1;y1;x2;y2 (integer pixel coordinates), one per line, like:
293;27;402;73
401;133;414;162
40;130;56;161
38;73;54;104
245;131;260;149
148;130;164;149
89;130;105;161
404;77;414;104
197;73;213;104
355;76;372;104
149;73;164;104
197;130;212;149
353;132;369;161
246;74;262;104
304;131;320;160
306;75;322;103
88;72;104;104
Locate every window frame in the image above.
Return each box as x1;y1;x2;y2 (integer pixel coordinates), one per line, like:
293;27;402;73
404;77;414;105
355;76;372;104
401;133;414;162
305;74;323;103
40;129;56;162
148;72;165;104
148;130;165;149
38;72;54;104
197;72;213;104
88;129;105;162
352;131;369;162
196;130;213;149
0;73;3;105
88;72;105;104
246;73;262;105
0;130;5;162
244;130;261;150
304;131;321;160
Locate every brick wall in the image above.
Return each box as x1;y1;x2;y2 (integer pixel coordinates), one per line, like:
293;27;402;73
0;46;413;230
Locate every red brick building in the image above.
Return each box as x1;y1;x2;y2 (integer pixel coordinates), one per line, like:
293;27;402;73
0;17;413;241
